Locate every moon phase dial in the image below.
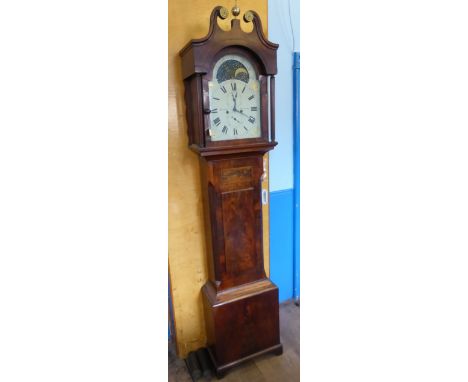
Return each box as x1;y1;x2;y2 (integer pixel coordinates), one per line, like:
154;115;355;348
216;59;250;84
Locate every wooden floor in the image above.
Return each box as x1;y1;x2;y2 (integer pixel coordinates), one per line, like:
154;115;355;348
168;300;300;382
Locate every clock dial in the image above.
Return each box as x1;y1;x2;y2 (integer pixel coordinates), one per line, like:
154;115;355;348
208;54;261;141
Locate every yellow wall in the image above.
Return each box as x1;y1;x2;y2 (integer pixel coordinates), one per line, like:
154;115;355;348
168;0;269;358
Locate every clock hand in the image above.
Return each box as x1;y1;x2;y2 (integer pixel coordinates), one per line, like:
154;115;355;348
231;93;238;112
232;116;243;124
232;109;245;116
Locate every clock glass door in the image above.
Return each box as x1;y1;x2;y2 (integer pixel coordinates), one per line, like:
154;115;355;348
208;54;261;141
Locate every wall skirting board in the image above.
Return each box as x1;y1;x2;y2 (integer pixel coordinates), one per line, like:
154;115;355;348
269;188;294;302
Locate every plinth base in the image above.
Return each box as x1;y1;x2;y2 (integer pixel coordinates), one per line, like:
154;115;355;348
207;343;283;379
202;279;283;378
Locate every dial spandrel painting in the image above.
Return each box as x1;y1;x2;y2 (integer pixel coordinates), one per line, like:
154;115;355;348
208;54;261;141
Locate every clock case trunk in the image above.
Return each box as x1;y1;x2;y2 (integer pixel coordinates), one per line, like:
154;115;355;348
179;7;281;377
199;151;282;378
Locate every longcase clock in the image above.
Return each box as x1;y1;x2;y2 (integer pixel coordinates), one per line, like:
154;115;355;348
179;6;282;378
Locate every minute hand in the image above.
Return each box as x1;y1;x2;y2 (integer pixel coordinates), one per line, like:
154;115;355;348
231;92;238;112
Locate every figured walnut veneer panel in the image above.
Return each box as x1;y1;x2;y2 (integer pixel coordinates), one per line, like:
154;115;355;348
222;188;256;275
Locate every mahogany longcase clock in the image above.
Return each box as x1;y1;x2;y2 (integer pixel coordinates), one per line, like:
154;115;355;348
179;6;282;377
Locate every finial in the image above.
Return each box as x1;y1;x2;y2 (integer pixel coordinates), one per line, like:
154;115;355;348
219;6;229;19
232;0;240;17
244;10;254;22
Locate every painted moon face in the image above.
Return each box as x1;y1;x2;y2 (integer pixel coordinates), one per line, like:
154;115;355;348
234;67;249;81
216;59;250;83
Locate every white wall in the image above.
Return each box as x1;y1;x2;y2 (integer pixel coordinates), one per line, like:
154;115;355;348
268;0;300;192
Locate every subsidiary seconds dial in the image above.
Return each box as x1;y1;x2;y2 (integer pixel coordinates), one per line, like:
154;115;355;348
208;54;261;141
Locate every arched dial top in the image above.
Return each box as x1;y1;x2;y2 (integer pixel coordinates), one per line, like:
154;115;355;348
208;54;261;141
179;7;278;80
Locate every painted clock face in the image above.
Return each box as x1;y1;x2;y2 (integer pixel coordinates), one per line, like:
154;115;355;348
208;54;261;141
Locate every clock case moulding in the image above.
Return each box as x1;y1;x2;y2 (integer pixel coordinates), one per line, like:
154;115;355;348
179;6;282;378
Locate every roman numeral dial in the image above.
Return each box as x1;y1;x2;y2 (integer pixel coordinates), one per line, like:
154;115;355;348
207;54;262;141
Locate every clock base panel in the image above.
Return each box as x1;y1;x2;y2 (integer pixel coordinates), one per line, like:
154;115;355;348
202;279;282;377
